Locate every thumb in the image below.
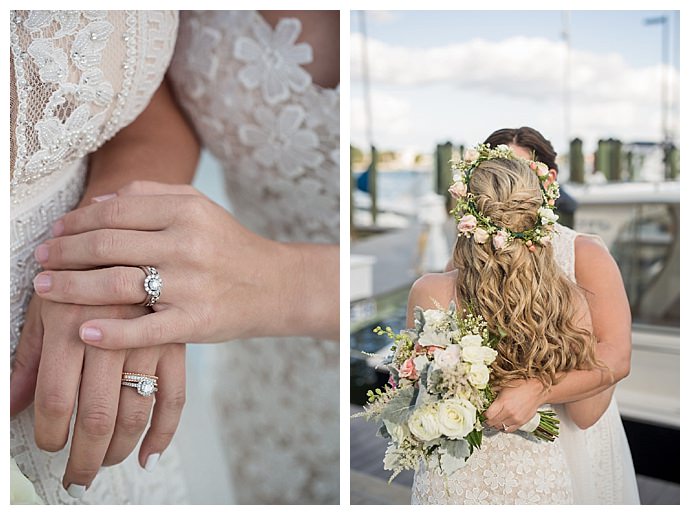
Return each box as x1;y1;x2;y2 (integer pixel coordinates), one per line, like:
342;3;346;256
10;296;44;416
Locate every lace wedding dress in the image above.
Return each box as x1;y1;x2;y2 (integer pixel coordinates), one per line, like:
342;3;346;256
411;224;639;504
168;11;339;504
10;10;189;504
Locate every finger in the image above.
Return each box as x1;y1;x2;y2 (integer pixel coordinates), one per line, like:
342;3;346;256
33;267;150;306
63;347;124;497
33;306;85;452
53;196;177;237
139;343;186;471
102;349;159;467
483;402;503;427
36;229;165;270
11;296;44;416
117;180;200;197
80;309;192;349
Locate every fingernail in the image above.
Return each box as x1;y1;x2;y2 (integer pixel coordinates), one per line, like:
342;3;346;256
51;219;64;237
66;483;86;499
144;453;160;472
80;326;103;343
34;244;49;263
92;193;117;203
33;273;52;293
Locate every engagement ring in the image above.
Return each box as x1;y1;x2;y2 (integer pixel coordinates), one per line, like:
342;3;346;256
139;266;162;306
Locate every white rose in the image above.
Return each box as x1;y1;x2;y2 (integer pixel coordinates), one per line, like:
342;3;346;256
463;148;480;161
408;405;442;442
462;345;498;365
423;309;446;327
459;334;483;347
495;144;511;152
437;398;477;439
467;363;490;388
538;207;559;225
418;330;450;349
434;344;462;370
474;227;490;244
10;458;43;505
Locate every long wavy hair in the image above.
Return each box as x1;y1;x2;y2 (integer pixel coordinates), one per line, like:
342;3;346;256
453;157;598;389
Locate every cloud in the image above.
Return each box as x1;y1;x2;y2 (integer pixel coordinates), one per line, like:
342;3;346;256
350;33;679;152
350;91;412;149
350;33;679;109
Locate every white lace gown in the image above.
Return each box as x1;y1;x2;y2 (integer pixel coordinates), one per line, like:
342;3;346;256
10;10;190;504
168;11;339;504
411;224;640;504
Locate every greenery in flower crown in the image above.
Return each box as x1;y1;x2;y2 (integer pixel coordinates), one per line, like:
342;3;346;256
448;143;561;251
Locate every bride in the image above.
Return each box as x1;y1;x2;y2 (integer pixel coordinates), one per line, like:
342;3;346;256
408;144;638;504
10;10;339;504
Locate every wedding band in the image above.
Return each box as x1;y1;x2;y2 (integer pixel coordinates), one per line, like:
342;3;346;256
139;266;162;306
121;372;158;397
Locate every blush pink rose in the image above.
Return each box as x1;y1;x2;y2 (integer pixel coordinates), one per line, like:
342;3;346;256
493;229;509;249
399;358;419;380
448;181;467;199
457;214;477;235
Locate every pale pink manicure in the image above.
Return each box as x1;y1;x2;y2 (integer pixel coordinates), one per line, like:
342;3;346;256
80;326;103;342
33;273;52;293
51;220;64;237
92;193;117;202
34;244;49;263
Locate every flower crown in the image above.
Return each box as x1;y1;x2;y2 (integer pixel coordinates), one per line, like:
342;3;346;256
448;143;560;251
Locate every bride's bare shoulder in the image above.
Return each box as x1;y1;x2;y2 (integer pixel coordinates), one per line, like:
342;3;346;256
408;270;458;310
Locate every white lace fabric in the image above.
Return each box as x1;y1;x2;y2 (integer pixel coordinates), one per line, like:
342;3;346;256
169;11;339;504
10;10;188;504
411;224;639;504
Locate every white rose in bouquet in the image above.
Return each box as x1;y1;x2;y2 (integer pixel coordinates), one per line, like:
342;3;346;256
459;334;483;347
462;345;498;365
418;330;450;349
437;398;476;439
383;420;407;444
422;309;447;331
408;404;442;442
434;344;462;370
468;363;490;389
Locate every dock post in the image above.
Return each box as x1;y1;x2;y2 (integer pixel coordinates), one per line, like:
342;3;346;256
436;142;453;210
569;138;584;183
369;145;378;226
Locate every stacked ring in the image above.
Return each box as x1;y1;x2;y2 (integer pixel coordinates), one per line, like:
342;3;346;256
139;266;162;307
121;372;158;397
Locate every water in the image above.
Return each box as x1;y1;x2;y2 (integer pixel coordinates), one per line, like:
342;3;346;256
353;169;434;214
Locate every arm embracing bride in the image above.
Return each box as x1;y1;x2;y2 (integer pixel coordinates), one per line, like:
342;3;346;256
484;236;631;430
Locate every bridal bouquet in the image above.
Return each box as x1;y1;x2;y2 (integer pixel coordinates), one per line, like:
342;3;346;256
355;303;559;481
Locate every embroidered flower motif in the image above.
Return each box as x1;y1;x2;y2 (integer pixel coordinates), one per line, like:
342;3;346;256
234;18;312;105
24;10;81;37
27;39;68;84
77;68;114;106
238;105;324;177
71;20;114;70
26;105;105;175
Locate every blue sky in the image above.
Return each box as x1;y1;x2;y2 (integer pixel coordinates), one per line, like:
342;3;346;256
350;10;681;158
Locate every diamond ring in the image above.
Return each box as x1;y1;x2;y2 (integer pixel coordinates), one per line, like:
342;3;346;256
121;372;158;397
139;266;162;307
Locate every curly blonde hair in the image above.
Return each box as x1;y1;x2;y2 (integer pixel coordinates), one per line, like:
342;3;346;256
453;157;599;389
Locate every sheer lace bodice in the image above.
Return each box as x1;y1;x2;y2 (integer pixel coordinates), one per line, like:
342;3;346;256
10;10;188;504
168;11;339;504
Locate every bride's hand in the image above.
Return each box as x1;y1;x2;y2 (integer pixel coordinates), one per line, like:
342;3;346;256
10;295;185;497
31;180;331;347
483;379;547;433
